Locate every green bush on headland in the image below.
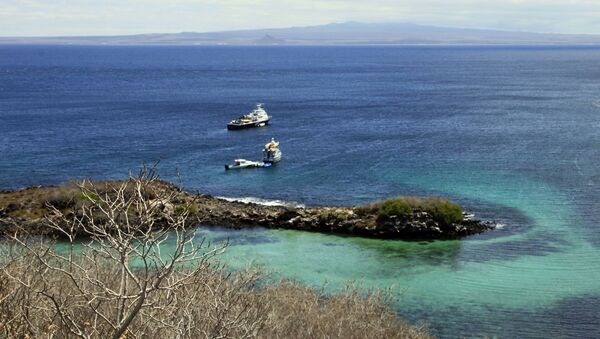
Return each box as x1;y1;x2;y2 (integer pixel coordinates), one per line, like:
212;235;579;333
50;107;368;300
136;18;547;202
424;197;464;226
378;199;412;219
374;196;463;226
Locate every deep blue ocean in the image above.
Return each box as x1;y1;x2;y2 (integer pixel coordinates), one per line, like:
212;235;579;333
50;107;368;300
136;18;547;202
1;45;600;338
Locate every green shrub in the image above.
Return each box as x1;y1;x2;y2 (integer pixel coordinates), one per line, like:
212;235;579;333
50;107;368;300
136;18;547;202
422;198;463;226
377;198;412;221
354;204;378;216
374;196;463;226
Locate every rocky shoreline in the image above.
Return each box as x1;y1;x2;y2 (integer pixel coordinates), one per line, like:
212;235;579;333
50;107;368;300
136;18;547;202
193;195;495;239
0;182;495;240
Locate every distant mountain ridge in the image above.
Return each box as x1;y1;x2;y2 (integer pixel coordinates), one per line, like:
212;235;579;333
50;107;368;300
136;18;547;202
2;22;600;45
254;34;286;45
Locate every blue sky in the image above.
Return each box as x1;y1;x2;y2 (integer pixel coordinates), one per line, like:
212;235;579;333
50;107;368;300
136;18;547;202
1;0;600;36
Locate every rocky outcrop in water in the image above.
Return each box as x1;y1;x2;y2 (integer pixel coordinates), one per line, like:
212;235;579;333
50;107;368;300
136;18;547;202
0;183;495;240
193;195;494;239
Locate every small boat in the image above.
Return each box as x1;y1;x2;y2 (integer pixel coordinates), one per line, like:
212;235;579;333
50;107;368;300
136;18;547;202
227;103;271;130
224;138;282;170
224;159;272;170
262;138;282;163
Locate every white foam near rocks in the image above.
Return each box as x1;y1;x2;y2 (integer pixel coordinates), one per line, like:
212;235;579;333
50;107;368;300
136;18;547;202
216;196;305;208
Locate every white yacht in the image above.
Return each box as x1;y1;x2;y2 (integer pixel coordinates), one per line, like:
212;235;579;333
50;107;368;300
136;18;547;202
227;103;271;130
262;138;282;163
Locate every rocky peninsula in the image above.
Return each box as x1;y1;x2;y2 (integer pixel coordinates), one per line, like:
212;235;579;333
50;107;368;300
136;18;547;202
0;180;495;239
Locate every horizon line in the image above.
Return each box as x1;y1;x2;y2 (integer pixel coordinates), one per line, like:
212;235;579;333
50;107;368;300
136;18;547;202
2;21;599;39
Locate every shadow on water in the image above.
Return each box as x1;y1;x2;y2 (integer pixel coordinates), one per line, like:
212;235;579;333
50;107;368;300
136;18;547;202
194;225;466;274
195;226;280;246
345;238;463;268
196;226;461;265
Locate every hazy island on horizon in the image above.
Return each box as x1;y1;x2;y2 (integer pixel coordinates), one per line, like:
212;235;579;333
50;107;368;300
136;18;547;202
2;21;600;46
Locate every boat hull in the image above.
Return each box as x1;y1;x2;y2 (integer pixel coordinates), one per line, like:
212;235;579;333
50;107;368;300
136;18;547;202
263;150;282;163
227;119;270;130
225;162;272;170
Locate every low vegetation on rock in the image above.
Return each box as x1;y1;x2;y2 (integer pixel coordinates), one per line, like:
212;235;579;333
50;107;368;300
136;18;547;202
371;196;464;226
0;173;491;241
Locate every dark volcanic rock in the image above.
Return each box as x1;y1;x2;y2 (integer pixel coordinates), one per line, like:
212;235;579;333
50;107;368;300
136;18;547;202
192;195;494;240
0;183;495;240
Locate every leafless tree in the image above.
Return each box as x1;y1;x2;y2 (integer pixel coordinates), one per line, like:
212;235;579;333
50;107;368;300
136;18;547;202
2;166;231;338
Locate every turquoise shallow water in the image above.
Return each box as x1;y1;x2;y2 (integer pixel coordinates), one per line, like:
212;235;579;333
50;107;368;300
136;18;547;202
1;45;600;337
190;168;599;338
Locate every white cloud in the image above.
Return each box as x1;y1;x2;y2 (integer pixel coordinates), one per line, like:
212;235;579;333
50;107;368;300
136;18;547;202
1;0;599;36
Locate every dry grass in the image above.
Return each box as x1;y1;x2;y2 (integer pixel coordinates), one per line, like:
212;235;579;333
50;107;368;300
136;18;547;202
0;252;431;339
0;180;176;221
260;282;429;338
